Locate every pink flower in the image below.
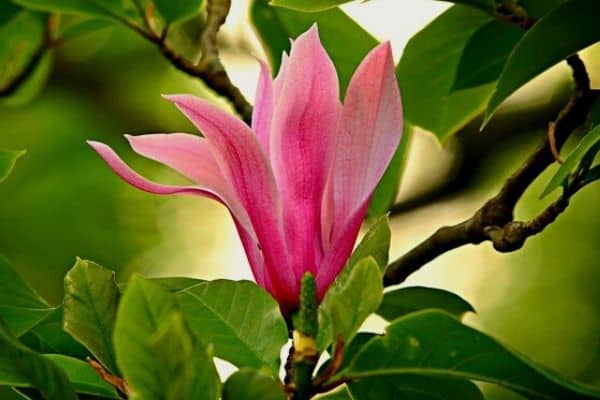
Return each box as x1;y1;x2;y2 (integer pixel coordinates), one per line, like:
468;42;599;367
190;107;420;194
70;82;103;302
88;26;402;314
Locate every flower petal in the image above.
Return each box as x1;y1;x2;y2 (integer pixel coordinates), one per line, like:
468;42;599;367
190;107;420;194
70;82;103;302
270;25;342;279
164;94;298;306
124;133;253;237
87;140;217;198
328;41;403;246
251;60;274;154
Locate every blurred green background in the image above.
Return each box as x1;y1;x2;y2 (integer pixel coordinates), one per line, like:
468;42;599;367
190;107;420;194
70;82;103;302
0;1;598;398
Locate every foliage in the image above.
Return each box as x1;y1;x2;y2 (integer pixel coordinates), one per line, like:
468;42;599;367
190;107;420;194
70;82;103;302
1;0;599;398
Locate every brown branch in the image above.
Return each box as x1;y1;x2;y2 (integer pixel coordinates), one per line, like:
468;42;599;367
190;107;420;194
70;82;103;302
88;358;130;398
123;0;252;124
384;55;597;287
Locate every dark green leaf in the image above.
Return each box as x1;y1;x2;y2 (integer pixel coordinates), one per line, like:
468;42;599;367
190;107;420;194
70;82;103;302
63;258;120;374
318;257;383;350
0;319;77;399
176;279;288;372
584;98;600;132
519;0;568;18
580;165;600;188
376;286;475;321
436;0;495;13
114;278;220;400
368;125;412;217
452;20;523;90
0;255;53;336
20;307;89;358
0;11;46;97
349;375;483;400
153;0;202;24
316;386;354;399
0;3;21;26
44;355;118;398
269;0;350;12
484;0;600;126
250;0;378;94
222;368;285;400
344;310;600;399
58;18;114;41
541;125;600;197
0;150;25;184
397;5;495;142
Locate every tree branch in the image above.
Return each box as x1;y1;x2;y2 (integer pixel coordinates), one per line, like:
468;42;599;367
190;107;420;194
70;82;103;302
384;55;597;287
127;0;252;124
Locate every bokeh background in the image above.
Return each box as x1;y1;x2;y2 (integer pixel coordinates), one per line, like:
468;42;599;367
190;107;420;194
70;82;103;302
0;1;598;398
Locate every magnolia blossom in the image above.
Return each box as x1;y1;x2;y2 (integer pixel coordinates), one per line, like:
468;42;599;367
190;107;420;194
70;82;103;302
88;26;402;313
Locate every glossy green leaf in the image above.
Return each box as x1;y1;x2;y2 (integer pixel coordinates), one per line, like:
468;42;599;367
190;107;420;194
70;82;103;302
20;307;88;358
63;258;120;374
368;125;412;217
344;310;600;399
0;320;77;399
222;368;285;400
349;375;483;400
176;279;288;372
397;5;495;142
0;255;53;336
344;215;391;277
0;11;46;95
484;0;600;126
377;286;475;321
250;0;377;94
0;150;25;183
114;278;220;400
541;125;600;197
44;354;118;398
153;0;202;23
318;257;383;350
269;0;350;12
452;20;523;90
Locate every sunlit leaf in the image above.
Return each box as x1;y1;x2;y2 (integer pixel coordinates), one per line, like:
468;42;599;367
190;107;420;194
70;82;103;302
114;278;220;400
377;286;475;321
222;369;285;400
176;279;288;372
63;258;120;374
343;310;600;399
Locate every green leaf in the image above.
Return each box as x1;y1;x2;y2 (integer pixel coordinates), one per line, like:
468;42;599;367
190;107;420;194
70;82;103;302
349;375;483;400
118;276;204;293
13;0;141;21
318;257;383;350
0;150;25;183
0;320;77;399
344;310;600;400
63;258;120;374
58;18;114;41
250;0;378;94
176;279;288;372
0;255;53;336
0;10;46;97
153;0;203;24
452;20;523;90
269;0;350;12
20;307;89;358
114;278;220;400
222;368;285;400
397;5;496;142
436;0;495;13
584;97;600;131
484;0;600;126
376;286;475;321
519;0;568;18
44;355;118;398
344;215;391;277
541;125;600;197
0;3;21;26
368;125;412;217
316;386;354;399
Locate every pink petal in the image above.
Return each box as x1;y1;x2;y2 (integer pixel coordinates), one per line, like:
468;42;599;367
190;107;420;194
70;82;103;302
251;60;274;154
125;133;253;235
164;94;298;305
87;140;217;199
269;25;342;280
328;41;402;245
273;51;289;101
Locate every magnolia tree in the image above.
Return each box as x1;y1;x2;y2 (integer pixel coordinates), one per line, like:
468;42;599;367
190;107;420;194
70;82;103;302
0;0;599;399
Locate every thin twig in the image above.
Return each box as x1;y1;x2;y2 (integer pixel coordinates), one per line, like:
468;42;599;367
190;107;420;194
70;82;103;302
88;358;130;398
384;55;597;287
